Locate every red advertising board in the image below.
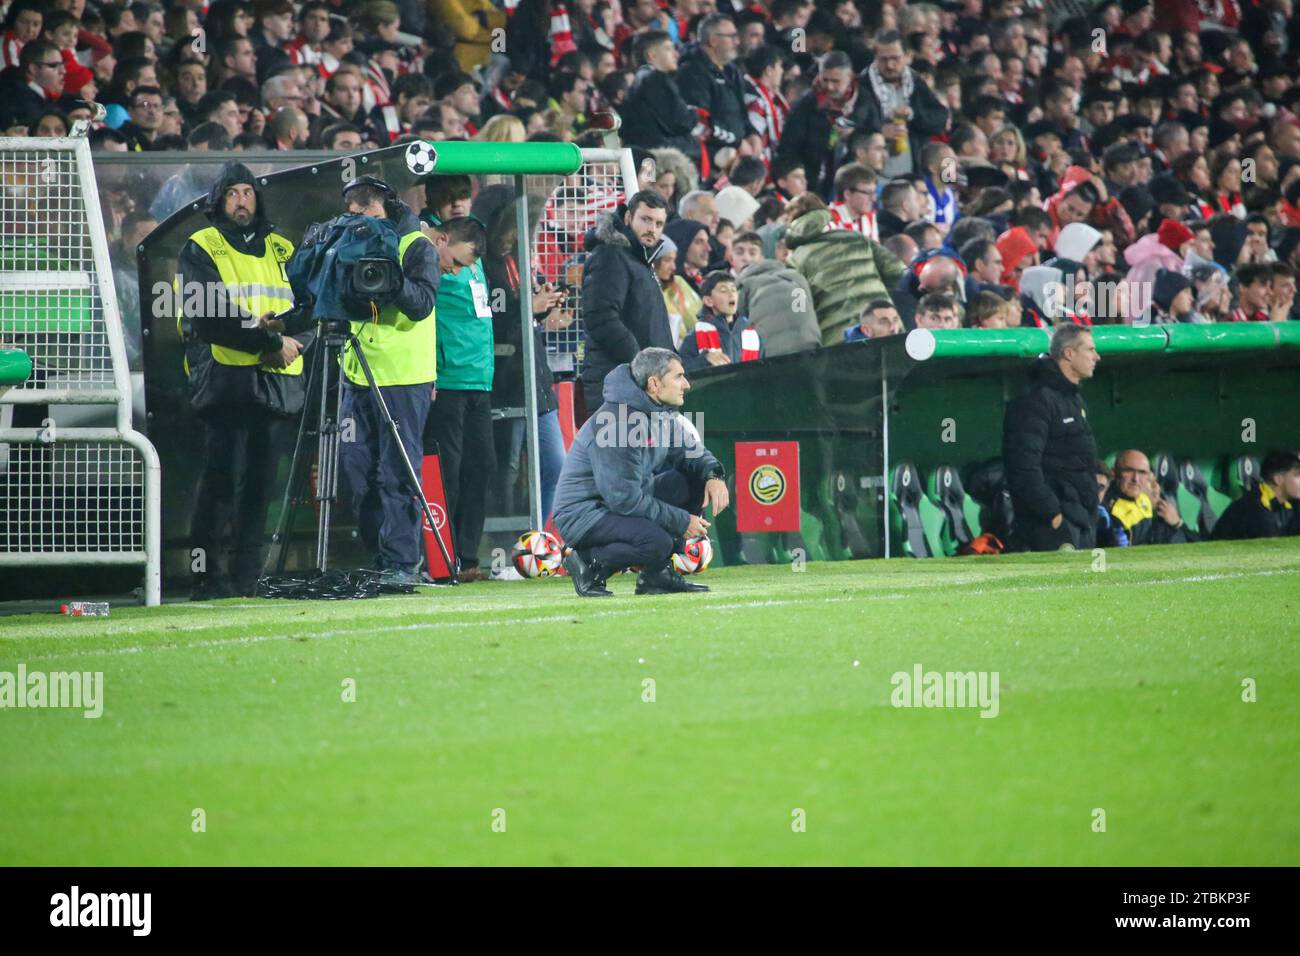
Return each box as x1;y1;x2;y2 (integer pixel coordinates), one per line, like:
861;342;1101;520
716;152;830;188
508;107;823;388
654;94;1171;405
420;454;456;579
734;441;801;532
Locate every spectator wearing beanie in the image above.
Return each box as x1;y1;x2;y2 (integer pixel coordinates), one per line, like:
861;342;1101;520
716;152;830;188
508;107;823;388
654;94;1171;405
1124;218;1194;291
714;185;761;233
1053;222;1103;274
1149;268;1196;324
996;226;1040;288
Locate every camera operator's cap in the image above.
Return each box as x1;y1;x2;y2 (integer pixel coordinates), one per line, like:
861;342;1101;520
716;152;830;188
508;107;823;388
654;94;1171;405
341;174;396;200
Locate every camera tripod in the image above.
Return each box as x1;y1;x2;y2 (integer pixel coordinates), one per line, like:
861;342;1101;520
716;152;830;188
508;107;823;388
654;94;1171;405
265;318;457;584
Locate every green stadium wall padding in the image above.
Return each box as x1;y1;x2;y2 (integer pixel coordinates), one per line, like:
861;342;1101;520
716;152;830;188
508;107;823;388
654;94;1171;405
687;326;1300;565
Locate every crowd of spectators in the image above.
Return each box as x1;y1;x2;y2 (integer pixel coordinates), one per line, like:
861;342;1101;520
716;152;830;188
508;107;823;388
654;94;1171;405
5;0;1298;333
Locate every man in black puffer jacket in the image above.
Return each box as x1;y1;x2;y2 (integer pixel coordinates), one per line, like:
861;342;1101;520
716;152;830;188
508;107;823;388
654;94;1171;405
1002;324;1102;551
579;191;676;419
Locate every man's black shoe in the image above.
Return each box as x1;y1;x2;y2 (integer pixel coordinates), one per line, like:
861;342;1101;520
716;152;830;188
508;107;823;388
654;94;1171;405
564;549;614;597
635;563;710;594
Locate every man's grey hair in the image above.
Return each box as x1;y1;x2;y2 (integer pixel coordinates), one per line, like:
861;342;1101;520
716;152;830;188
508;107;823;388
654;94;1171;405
1050;323;1092;361
699;12;736;47
263;74;296;107
678;189;713;221
631;348;681;389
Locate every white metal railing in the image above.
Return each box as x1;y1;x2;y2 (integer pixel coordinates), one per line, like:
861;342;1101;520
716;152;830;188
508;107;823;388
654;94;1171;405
0;136;160;605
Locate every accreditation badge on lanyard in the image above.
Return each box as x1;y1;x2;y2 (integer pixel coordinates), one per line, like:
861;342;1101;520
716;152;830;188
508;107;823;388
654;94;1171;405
470;279;492;319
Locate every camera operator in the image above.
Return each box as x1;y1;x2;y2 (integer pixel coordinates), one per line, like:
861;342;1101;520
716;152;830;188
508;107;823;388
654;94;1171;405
335;175;445;587
179;161;312;600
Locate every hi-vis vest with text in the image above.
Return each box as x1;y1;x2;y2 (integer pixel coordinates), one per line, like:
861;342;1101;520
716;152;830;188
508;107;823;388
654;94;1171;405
342;230;437;387
180;226;301;375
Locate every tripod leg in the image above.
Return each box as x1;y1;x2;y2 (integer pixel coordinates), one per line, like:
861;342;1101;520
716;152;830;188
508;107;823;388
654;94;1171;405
316;352;346;571
346;331;457;584
266;332;321;577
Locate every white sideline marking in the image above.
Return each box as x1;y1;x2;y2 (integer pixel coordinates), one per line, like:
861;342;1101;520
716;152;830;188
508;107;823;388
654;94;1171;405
12;567;1296;663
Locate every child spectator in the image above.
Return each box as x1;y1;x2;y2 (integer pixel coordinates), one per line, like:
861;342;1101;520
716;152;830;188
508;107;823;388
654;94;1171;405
679;271;765;370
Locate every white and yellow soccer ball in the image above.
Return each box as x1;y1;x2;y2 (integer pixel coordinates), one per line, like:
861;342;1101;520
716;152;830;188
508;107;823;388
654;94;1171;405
672;535;713;574
512;530;565;578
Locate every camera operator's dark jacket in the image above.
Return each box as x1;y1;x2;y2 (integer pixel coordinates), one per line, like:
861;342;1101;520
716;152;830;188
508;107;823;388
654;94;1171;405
552;363;723;547
1002;357;1098;549
177;161;313;415
579;210;676;400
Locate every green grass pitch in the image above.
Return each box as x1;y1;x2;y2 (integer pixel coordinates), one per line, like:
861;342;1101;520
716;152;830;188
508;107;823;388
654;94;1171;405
2;540;1297;866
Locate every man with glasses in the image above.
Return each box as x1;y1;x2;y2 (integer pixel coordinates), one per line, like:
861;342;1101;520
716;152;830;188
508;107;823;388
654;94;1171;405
676;13;747;162
1104;449;1195;545
120;85;164;150
0;39;63;131
829;163;879;238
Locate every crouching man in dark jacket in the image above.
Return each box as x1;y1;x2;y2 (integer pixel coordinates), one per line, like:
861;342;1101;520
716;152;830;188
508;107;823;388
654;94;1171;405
1002;324;1101;551
553;348;730;596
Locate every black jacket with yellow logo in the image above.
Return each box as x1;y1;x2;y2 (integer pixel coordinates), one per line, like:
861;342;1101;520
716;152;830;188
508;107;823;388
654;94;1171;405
1212;483;1299;540
1104;490;1198;545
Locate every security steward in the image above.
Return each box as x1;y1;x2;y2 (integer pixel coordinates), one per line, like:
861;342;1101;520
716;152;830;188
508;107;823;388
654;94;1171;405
336;176;443;587
179;161;311;599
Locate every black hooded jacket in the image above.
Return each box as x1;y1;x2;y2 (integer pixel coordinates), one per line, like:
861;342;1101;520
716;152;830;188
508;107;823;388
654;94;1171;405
1002;357;1099;537
177;161;313;415
579;209;675;396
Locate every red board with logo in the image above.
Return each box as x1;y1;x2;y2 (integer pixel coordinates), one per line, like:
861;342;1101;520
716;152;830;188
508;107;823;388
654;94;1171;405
734;441;801;532
421;454;456;579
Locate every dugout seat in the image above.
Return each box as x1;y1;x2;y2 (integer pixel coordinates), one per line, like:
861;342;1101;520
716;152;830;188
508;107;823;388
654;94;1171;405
890;462;945;558
927;465;982;556
1221;455;1261;500
1151;452;1182;502
1178;459;1232;537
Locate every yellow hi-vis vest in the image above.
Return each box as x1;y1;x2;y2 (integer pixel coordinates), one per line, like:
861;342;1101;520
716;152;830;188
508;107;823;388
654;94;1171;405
342;230;437;387
179;226;301;375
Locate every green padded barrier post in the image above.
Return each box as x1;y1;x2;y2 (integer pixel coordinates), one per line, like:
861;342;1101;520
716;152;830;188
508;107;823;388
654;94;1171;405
0;348;33;385
421;141;584;176
1165;323;1297;352
905;325;1171;361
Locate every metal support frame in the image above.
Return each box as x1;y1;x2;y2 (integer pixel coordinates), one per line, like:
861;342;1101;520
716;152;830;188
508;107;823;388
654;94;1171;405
0;136;161;604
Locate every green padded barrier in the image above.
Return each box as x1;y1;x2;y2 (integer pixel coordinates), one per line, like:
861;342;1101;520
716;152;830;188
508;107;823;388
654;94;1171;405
0;290;94;334
0;348;33;385
416;141;584;176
